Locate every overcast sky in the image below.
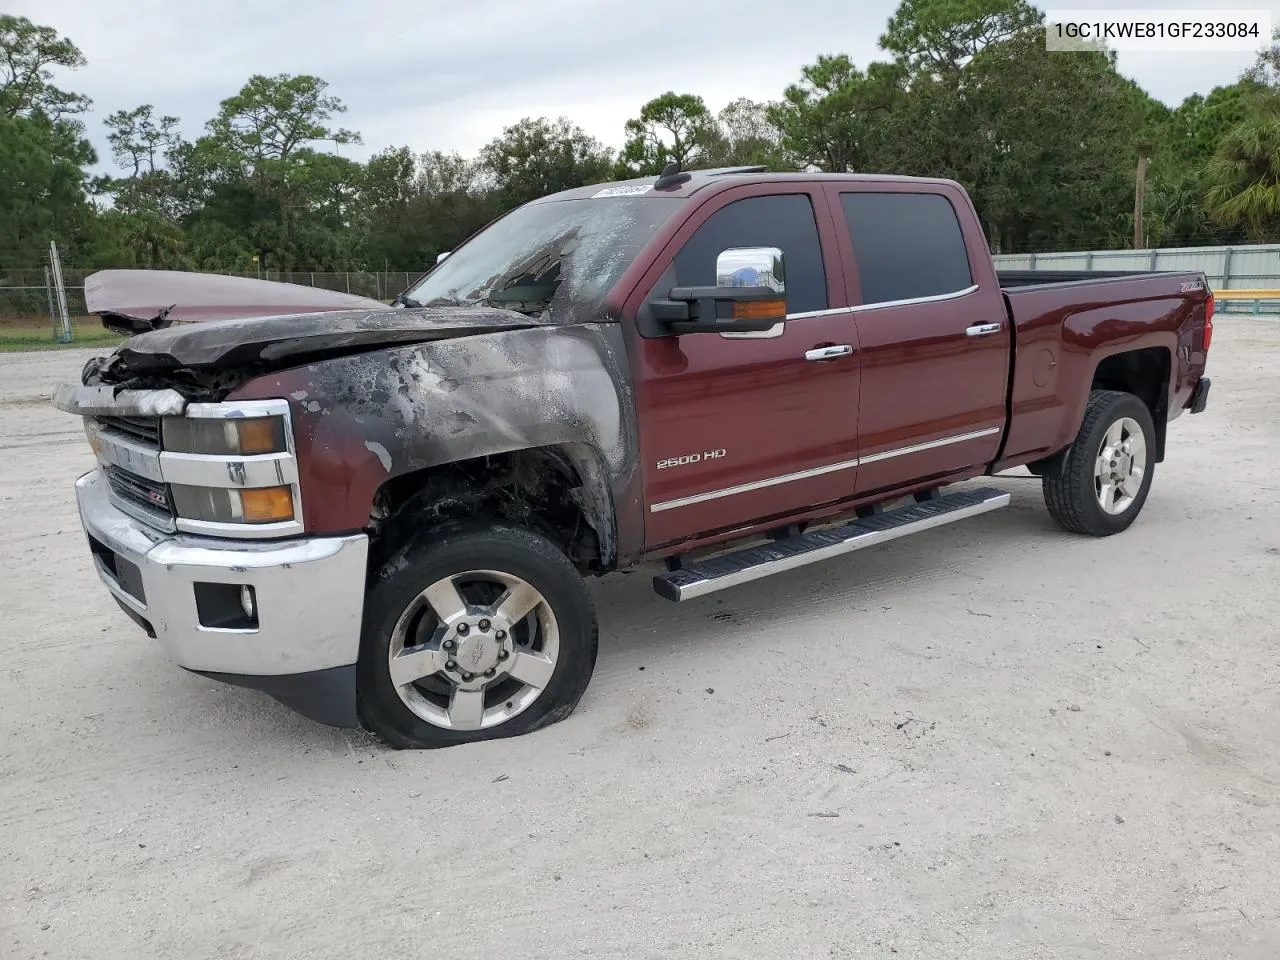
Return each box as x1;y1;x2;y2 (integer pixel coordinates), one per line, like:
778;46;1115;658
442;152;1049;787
12;0;1280;173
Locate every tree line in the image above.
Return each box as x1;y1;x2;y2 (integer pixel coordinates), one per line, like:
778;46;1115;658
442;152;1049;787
5;0;1280;276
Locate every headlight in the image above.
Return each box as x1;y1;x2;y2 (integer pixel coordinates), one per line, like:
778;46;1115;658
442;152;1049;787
170;484;295;524
154;400;302;538
162;416;287;455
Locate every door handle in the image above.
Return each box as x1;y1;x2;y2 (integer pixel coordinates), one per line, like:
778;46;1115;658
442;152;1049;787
966;323;1002;337
805;344;854;361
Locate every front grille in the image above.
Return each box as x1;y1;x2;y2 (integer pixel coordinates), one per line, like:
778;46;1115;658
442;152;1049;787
104;463;173;517
95;415;161;448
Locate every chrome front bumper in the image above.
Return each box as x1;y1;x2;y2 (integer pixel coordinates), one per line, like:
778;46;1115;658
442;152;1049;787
75;468;369;678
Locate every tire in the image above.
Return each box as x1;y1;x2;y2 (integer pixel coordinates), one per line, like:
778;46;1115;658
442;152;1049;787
356;521;598;749
1042;389;1156;537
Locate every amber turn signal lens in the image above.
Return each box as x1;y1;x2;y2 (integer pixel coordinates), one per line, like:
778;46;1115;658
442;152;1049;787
732;298;786;321
239;486;294;523
235;418;284;455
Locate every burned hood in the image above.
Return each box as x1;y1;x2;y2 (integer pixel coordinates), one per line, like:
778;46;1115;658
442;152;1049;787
85;269;389;333
95;305;548;375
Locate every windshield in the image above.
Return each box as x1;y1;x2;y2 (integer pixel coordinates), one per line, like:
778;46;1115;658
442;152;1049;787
401;197;681;321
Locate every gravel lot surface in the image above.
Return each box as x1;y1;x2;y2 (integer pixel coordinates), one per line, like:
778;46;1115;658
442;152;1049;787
2;323;1278;960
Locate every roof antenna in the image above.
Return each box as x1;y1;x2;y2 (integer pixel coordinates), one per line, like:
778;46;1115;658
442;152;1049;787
654;160;692;190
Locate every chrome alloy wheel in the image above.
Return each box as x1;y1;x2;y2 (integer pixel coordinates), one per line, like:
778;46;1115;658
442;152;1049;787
1094;416;1147;515
387;570;559;730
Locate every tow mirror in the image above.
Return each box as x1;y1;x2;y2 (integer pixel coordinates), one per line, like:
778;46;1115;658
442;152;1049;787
652;246;787;334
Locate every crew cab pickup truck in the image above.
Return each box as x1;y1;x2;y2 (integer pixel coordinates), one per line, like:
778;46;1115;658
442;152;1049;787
53;165;1213;749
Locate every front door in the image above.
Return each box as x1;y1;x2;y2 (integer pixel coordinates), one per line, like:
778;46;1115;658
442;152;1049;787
630;186;862;549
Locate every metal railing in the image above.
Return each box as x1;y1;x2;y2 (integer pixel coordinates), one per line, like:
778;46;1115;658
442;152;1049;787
1206;288;1280;315
992;243;1280;316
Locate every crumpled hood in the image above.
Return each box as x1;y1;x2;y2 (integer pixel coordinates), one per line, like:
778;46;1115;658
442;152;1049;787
96;305;547;374
85;268;391;333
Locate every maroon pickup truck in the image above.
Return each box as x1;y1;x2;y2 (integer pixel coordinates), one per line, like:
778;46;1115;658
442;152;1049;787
53;164;1213;748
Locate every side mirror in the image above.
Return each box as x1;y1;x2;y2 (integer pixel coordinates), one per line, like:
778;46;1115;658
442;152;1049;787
436;251;451;264
652;246;787;334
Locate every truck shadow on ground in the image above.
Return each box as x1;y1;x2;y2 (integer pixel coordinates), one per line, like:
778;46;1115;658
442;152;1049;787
170;476;1189;752
586;477;1126;665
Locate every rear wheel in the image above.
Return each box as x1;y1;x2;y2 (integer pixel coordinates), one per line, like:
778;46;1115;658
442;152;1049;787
1042;389;1156;537
357;523;598;749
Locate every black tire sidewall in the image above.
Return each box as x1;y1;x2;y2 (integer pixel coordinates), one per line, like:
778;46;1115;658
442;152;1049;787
356;522;598;749
1072;393;1157;534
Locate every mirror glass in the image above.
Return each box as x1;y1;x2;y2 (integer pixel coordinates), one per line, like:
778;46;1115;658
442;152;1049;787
715;246;785;294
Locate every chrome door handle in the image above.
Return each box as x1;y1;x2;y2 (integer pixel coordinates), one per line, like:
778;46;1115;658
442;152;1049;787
966;323;1002;337
805;344;854;361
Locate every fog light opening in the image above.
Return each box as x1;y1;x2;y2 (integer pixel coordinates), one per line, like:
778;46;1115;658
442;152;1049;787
194;581;260;630
240;584;256;621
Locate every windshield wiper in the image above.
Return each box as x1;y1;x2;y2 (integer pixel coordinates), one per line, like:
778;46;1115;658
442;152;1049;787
484;280;558;309
391;294;476;309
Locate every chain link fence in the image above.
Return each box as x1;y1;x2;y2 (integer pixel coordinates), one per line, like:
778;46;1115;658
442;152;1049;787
6;243;1279;330
0;269;423;323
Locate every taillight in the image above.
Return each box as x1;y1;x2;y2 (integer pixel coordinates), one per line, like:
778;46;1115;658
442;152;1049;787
1203;294;1214;351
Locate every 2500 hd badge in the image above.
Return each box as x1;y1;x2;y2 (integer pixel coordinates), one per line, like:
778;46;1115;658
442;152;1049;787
656;449;728;470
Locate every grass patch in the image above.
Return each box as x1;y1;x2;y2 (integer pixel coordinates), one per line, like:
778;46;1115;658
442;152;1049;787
0;318;126;352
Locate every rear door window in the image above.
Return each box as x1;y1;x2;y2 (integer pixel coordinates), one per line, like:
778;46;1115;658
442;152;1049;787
840;192;973;306
673;194;828;314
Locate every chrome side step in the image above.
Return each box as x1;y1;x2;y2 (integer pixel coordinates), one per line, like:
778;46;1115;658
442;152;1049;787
652;486;1011;602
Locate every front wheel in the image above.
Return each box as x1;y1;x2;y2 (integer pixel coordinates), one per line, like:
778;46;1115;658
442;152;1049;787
357;522;598;749
1042;389;1156;537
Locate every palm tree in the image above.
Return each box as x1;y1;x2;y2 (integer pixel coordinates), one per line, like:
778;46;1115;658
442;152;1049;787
116;206;185;268
1204;113;1280;241
1142;174;1215;247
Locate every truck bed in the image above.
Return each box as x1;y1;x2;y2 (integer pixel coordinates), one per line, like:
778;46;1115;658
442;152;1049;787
995;268;1212;471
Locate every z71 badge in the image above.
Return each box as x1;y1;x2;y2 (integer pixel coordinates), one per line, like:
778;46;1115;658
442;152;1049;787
1180;279;1205;293
656;449;726;470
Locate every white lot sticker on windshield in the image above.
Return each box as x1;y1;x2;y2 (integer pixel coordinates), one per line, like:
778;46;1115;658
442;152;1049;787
591;184;653;198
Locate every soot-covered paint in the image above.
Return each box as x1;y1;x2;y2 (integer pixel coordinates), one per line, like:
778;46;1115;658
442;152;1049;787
230;322;642;566
96;305;547;374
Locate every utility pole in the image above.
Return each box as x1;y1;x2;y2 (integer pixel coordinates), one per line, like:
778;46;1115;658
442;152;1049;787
1133;154;1149;249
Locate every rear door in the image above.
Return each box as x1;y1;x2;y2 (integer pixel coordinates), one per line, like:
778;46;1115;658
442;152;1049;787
628;185;861;549
822;183;1010;498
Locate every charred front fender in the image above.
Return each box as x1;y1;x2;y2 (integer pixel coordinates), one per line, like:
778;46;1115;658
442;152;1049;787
229;324;641;566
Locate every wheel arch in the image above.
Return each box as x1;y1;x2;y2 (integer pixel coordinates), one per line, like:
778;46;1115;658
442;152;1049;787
367;443;618;574
1089;346;1172;462
1025;343;1173;477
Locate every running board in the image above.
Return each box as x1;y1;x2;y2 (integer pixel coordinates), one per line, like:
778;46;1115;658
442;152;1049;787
652;486;1011;602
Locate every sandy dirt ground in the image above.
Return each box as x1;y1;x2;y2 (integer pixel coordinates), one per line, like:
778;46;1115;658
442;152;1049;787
2;322;1279;960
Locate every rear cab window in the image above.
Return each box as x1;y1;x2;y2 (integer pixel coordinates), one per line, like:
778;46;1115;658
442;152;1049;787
839;192;973;306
